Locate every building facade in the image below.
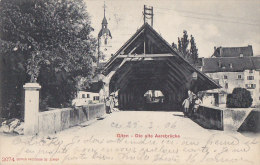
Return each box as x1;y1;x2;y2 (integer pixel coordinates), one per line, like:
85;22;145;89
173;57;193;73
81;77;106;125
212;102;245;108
199;46;260;107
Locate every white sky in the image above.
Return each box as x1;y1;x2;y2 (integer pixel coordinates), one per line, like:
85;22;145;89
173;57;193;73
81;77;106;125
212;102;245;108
84;0;260;58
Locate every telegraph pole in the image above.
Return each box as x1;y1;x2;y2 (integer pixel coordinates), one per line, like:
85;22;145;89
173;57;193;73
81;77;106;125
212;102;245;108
143;5;154;27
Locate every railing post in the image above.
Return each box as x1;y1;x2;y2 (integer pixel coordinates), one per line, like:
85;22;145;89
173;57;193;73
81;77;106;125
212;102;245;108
23;83;41;135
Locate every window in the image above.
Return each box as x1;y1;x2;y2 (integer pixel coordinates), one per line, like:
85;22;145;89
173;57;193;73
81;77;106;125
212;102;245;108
237;75;242;79
247;76;254;80
93;96;99;101
224;75;228;79
87;94;90;98
225;83;228;89
82;94;85;98
246;84;256;89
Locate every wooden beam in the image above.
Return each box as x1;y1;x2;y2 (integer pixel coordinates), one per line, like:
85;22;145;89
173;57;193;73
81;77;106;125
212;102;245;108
166;61;186;82
115;67;133;88
167;69;184;85
167;59;190;82
120;29;144;55
125;39;143;55
165;81;177;93
167;74;181;88
166;78;179;92
170;58;193;77
117;53;175;58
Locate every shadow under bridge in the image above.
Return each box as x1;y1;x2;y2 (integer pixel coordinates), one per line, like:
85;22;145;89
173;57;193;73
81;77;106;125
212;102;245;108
108;55;218;111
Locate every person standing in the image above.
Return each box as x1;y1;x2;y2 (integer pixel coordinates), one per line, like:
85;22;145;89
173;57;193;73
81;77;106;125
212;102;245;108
105;97;111;114
109;95;114;113
187;90;194;117
193;96;202;119
182;98;190;117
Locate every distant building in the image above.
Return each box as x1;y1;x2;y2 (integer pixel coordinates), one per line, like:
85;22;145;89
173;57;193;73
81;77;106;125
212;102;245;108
72;81;104;106
97;2;113;63
199;46;260;107
212;45;253;58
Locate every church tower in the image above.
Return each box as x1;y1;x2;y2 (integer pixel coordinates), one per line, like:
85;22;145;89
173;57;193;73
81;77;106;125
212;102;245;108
98;2;112;63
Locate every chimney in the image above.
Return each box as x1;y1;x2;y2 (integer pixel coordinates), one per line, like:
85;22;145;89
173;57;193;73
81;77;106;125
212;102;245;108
214;46;216;51
202;57;205;66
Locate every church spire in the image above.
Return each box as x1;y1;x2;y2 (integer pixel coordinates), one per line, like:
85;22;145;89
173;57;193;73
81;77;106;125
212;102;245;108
104;1;106;17
98;1;112;38
102;1;108;27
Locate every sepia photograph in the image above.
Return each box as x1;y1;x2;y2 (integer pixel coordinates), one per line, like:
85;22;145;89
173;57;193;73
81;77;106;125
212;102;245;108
0;0;260;164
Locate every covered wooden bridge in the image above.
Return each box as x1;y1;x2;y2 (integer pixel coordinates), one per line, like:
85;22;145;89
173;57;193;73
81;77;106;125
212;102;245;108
103;23;220;110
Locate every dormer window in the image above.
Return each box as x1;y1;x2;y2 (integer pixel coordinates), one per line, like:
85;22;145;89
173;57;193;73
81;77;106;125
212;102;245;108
229;63;232;68
240;54;243;57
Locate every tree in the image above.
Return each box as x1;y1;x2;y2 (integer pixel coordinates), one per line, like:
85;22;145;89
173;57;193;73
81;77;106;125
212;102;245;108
0;0;97;118
180;30;189;58
226;88;253;108
190;35;198;64
173;30;199;65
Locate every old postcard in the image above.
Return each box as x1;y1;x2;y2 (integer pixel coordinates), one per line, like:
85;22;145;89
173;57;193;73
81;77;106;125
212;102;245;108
0;0;260;165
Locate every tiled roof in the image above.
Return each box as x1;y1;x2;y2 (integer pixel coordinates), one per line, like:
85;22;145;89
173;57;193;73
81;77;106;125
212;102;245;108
252;56;260;70
212;45;253;57
86;81;104;93
201;56;260;73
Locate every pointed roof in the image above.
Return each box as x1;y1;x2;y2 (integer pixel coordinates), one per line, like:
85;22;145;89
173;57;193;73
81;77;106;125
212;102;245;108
103;23;220;91
104;23;179;69
98;2;111;38
102;17;108;25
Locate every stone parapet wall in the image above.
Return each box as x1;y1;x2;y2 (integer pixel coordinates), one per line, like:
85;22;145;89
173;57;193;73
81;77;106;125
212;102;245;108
194;105;224;130
38;104;105;135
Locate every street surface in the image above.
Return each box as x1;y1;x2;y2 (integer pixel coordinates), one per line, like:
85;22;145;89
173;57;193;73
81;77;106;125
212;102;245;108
0;111;259;165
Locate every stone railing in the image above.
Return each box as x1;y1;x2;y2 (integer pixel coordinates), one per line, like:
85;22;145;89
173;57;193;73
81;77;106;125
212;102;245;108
192;105;224;130
192;105;259;132
38;103;105;135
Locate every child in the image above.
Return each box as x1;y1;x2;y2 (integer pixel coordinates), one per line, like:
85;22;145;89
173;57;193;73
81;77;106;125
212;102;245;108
105;97;111;114
182;98;190;117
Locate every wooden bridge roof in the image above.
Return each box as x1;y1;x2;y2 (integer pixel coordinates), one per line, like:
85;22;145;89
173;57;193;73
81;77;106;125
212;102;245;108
103;23;220;93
